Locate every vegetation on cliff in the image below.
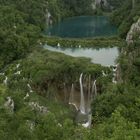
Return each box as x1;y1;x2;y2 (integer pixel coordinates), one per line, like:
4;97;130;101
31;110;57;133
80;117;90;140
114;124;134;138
0;0;140;139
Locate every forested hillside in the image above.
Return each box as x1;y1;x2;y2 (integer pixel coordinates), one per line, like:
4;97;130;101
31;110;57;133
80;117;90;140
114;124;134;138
0;0;140;139
0;0;95;68
111;0;140;37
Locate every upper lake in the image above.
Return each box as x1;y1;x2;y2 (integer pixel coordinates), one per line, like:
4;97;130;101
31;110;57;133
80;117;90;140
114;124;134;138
46;16;117;38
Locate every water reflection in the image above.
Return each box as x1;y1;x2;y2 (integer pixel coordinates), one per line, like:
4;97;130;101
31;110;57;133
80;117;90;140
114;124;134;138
46;16;117;38
44;45;119;66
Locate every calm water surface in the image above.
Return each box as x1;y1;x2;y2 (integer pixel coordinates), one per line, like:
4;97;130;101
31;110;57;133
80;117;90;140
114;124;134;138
46;16;117;38
44;45;119;66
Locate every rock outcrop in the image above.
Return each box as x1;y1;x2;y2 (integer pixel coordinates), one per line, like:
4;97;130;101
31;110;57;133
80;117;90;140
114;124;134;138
45;9;53;26
4;97;14;112
92;0;108;9
126;18;140;45
29;102;48;114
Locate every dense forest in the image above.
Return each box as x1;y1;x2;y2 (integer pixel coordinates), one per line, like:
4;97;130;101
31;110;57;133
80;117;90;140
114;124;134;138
0;0;140;139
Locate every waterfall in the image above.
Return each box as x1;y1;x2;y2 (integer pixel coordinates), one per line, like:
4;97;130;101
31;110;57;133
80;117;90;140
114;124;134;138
69;84;79;111
3;76;8;85
82;114;92;128
16;63;20;69
87;75;91;113
112;64;118;84
14;71;21;75
69;83;74;104
27;84;33;93
45;9;52;26
24;93;30;100
80;78;97;128
94;80;97;97
102;70;107;77
79;73;86;114
57;43;60;47
91;79;97;98
79;45;81;48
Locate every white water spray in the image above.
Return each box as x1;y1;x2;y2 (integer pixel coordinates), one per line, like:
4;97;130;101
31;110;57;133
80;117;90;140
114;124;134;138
69;103;79;111
0;73;5;76
87;75;91;113
92;79;97;98
79;73;86;114
82;114;92;128
57;43;60;47
14;70;21;75
27;84;33;93
16;63;20;69
69;84;79;111
102;70;107;77
112;64;118;84
3;76;8;85
69;83;74;104
24;93;30;100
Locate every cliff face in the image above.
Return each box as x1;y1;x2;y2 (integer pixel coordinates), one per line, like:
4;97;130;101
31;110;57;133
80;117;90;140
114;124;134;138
126;18;140;45
93;0;108;8
95;0;108;5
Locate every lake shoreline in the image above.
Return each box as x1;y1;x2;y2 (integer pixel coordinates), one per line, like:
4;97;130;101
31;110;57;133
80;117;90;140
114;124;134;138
43;44;119;66
46;16;117;38
41;36;124;48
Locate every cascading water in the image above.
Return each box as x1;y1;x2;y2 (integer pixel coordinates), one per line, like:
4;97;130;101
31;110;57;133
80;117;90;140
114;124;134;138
112;64;118;84
24;93;30;100
102;70;107;77
16;63;20;69
27;84;33;93
14;71;21;75
94;80;97;97
82;114;92;128
91;79;97;98
3;76;8;85
87;75;91;113
75;74;98;128
81;78;97;128
69;83;74;104
45;8;52;26
79;73;86;114
57;43;60;47
69;84;79;111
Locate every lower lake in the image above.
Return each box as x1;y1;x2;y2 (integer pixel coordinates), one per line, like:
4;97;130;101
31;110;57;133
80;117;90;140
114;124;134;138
44;45;119;66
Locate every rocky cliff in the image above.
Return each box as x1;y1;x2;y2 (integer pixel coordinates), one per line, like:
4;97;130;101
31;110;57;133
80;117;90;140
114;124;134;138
92;0;108;9
126;18;140;45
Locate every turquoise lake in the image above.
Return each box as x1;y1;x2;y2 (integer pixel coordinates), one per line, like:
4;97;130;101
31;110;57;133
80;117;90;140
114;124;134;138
46;16;117;38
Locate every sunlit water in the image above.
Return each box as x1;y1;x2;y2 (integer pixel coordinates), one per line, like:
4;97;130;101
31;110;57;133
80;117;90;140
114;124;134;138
44;45;119;66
